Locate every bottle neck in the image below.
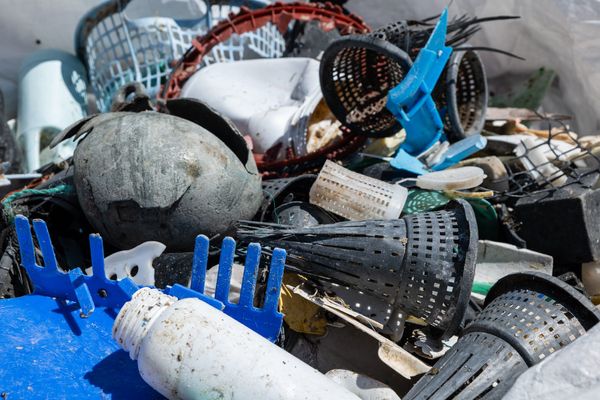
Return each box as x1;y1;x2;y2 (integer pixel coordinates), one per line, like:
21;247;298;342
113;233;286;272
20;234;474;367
113;287;176;360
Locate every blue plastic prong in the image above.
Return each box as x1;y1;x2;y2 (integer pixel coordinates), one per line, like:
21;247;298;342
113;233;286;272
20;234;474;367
14;215;38;270
190;235;210;293
69;268;95;317
32;219;59;271
239;243;260;308
215;237;235;304
89;234;108;281
117;277;140;300
263;248;286;315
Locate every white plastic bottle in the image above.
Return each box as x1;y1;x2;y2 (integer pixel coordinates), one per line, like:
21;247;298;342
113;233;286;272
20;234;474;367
113;288;360;400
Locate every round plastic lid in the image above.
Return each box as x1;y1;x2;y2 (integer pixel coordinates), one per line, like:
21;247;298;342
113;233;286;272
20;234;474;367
416;166;486;191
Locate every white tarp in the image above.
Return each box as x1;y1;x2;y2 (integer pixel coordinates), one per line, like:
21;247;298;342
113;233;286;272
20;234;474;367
1;0;599;134
347;0;600;135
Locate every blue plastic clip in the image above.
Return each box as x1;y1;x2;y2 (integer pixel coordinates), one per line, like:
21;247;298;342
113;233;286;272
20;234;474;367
386;8;452;157
430;134;488;171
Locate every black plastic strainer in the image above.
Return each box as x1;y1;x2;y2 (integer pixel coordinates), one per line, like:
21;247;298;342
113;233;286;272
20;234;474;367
436;46;488;142
319;29;413;138
320;17;488;140
255;175;317;222
404;272;600;400
236;199;478;338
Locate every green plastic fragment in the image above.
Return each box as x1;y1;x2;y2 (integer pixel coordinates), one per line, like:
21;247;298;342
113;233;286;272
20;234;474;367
472;281;494;296
403;189;450;214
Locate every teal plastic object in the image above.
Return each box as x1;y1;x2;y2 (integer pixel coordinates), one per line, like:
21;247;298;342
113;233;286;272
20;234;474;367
386;9;452;157
403;189;451;214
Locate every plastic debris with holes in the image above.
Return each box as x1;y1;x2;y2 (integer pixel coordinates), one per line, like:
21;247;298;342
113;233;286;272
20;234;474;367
404;272;600;400
309;160;408;220
236;200;478;339
319;8;489;175
162;1;371;177
76;0;272;112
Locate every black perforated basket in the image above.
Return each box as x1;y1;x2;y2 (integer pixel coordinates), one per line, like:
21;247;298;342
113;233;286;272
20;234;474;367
320;19;488;140
255;175;317;222
237;199;478;338
404;272;600;400
319;30;412;138
436;47;488;142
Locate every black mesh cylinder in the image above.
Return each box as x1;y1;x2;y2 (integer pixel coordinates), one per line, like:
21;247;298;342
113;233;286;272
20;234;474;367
436;47;488;142
256;175;316;222
319;35;412;138
237;199;478;337
404;272;600;400
320;19;488;140
398;200;478;337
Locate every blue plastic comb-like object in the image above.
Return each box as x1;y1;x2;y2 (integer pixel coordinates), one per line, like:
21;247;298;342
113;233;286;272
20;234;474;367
14;214;286;342
14;215;140;317
167;236;286;342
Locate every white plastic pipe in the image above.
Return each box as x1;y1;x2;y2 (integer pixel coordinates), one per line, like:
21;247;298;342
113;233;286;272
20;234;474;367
17;49;87;171
113;288;360;400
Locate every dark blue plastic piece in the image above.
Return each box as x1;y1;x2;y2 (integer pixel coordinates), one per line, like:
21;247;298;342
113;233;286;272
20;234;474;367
168;235;286;342
386;8;452;156
15;215;140;315
0;294;163;398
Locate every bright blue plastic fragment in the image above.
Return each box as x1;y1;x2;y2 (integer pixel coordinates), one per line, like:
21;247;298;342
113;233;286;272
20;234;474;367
387;8;452;157
167;236;286;342
15;215;140;314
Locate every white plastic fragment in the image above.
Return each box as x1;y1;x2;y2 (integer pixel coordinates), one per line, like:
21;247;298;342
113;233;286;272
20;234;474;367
416;166;486;191
17;49;87;172
473;240;553;301
203;262;245;303
325;369;400;400
180;58;323;157
113;288;361;400
514;137;568;186
309;160;408;220
86;241;166;286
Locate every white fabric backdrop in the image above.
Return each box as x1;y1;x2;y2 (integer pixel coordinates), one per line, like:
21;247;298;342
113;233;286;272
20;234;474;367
346;0;600;134
1;0;599;134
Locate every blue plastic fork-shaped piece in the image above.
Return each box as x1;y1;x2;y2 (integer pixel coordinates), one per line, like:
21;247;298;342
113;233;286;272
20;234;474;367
15;214;287;342
14;215;140;317
169;236;286;342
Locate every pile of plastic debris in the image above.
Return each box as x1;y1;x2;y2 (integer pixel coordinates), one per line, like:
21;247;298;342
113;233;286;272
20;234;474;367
1;1;600;399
